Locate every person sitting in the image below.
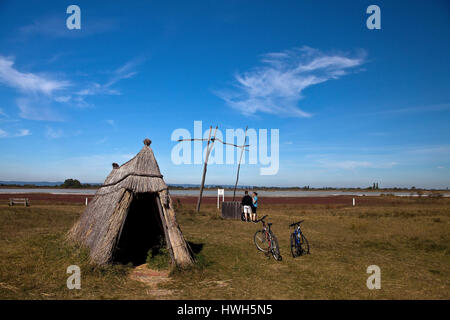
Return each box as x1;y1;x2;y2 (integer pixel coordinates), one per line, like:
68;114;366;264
241;190;253;222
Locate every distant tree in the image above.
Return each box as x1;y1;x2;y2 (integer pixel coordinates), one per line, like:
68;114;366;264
61;179;82;188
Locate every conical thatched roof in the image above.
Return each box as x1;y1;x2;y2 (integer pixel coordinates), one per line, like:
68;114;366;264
98;138;167;195
67;138;194;267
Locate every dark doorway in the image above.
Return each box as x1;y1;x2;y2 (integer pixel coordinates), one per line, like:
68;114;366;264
112;193;165;265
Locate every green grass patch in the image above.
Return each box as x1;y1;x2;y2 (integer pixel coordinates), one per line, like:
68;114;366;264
146;237;170;271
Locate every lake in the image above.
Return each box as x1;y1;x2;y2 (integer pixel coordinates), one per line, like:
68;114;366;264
1;188;448;197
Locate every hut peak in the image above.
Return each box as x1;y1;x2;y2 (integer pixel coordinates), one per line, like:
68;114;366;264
143;138;152;146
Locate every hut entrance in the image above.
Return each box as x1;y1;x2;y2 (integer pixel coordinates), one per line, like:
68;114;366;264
112;192;165;265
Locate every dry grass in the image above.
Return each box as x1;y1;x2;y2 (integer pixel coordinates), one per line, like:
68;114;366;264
0;196;449;299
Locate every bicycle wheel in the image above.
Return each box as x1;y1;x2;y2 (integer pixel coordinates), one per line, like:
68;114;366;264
300;234;310;255
254;230;268;253
290;233;298;257
269;232;282;261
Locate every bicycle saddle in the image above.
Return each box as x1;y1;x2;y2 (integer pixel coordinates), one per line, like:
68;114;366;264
289;220;304;227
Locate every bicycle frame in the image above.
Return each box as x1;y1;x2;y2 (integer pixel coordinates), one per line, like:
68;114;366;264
289;219;309;258
258;217;273;252
293;225;303;246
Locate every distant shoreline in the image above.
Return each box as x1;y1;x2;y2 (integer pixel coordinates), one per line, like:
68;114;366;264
0;184;448;193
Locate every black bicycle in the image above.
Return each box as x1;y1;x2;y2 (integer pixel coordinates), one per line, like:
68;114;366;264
289;220;310;257
254;215;282;261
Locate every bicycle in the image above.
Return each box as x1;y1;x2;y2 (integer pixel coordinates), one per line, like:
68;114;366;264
289;220;310;258
254;215;282;261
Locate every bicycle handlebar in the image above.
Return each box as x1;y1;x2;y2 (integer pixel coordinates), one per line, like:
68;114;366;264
256;215;268;223
289;220;304;227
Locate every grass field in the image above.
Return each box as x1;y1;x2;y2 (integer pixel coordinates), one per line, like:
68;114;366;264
0;196;449;299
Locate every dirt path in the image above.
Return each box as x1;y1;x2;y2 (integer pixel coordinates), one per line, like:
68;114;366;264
129;264;175;297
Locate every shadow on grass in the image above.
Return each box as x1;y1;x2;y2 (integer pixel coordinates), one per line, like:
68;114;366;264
187;241;204;255
169;241;213;277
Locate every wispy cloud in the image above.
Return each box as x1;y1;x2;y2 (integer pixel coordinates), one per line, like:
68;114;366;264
45;126;63;139
0;55;140;120
76;59;141;97
16;129;31;137
0;56;70;95
0;127;31;138
316;159;397;170
54;95;71;103
0;55;71;121
407;145;450;155
217;46;366;117
17;98;63;121
105;119;115;126
0;108;19;123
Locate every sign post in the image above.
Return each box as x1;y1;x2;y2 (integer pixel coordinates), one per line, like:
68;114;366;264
217;189;225;209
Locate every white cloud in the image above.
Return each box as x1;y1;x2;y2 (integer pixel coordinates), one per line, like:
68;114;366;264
0;56;70;95
217;46;365;117
105;119;115;126
76;83;120;96
0;127;31;138
16;129;31;137
0;55;140;120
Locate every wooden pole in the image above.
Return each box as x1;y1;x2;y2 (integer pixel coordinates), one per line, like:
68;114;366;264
177;125;248;211
233;126;248;201
196;126;218;213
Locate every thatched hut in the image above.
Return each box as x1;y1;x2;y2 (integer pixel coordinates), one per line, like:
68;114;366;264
67;138;194;267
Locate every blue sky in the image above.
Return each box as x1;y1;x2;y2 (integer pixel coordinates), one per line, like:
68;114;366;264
0;0;449;188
